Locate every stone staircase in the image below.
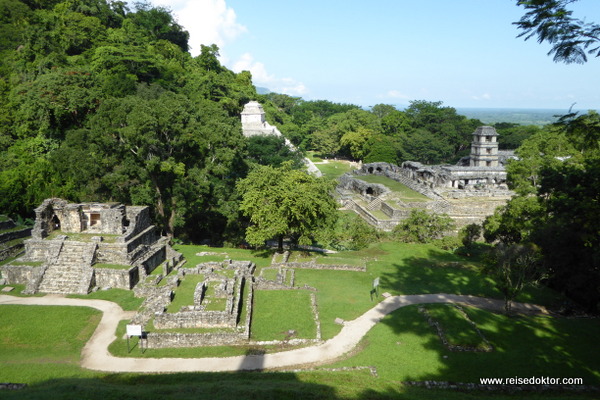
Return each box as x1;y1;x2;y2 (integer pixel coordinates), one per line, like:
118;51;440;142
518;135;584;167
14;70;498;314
37;242;96;294
367;197;383;211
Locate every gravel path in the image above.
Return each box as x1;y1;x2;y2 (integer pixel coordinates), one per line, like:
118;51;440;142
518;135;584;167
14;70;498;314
0;293;547;373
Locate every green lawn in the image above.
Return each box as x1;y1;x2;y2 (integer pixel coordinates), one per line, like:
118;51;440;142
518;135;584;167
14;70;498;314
251;290;317;341
2;241;597;399
315;160;355;180
421;304;492;351
306;151;323;162
167;274;205;313
354;174;430;202
329;304;600;386
8;260;44;267
0;305;101;384
174;244;273;269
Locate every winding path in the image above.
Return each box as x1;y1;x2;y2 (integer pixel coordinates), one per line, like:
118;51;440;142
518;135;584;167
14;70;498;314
0;293;547;373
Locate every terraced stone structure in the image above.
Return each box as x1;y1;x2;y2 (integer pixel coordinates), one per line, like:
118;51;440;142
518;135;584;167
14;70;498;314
0;215;31;262
338;127;514;230
1;198;168;294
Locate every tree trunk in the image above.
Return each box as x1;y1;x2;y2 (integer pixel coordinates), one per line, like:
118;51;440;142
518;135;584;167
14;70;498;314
152;178;173;239
278;235;284;253
504;298;512;314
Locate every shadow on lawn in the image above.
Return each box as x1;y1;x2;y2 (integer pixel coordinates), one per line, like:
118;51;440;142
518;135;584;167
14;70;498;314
373;247;600;388
3;372;338;400
379;247;499;298
383;305;600;385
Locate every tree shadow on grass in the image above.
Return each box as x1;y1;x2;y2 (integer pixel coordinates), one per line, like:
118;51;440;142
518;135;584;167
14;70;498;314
363;246;600;390
380;256;498;299
2;372;338;400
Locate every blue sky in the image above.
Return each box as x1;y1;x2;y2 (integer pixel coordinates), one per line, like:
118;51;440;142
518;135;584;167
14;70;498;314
147;0;599;110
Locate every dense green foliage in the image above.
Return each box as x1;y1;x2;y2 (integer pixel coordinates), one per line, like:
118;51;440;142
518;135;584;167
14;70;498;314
245;134;304;168
393;209;455;243
484;243;544;313
515;0;600;64
237;162;338;251
264;96;542;166
484;111;600;312
0;0;258;242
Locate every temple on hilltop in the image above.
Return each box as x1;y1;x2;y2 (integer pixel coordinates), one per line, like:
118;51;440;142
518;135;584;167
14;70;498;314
241;101;281;137
240;100;322;176
0;198;181;295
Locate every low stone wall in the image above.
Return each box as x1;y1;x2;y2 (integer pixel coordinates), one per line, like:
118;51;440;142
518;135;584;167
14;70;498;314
153;310;236;329
0;218;16;231
271;261;365;272
0;228;32;244
94;266;139;290
145;331;248;348
146;274;254;348
253;278;316;291
0;244;25;261
137;243;166;275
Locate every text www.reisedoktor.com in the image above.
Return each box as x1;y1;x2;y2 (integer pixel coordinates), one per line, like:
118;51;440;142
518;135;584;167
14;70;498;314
480;377;583;385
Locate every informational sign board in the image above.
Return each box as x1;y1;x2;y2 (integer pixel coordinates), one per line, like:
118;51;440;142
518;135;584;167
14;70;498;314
373;277;380;288
126;324;143;337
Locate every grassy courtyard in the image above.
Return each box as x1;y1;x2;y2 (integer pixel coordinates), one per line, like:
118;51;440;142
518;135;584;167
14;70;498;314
1;241;599;399
353;175;430;202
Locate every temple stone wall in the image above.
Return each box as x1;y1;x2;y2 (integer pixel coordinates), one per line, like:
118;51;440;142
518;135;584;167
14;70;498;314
95;266;139;289
2;199;169;295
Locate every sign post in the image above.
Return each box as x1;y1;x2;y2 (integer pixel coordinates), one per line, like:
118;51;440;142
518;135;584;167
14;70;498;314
126;324;144;353
370;277;380;301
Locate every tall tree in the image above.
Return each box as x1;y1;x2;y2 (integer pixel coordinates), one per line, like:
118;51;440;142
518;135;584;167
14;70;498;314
237;163;338;251
485;243;544;313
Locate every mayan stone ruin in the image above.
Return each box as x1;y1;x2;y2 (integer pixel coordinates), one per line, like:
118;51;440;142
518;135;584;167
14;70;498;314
338;126;515;230
1;198;175;295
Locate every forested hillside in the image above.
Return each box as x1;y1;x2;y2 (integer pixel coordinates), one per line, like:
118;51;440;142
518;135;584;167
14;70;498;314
258;94;538;164
0;0;546;246
0;0;257;243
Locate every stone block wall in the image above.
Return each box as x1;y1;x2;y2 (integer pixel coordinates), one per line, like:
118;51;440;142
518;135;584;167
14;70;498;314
120;206;151;242
145;331;248;348
271;261;365;272
2;264;43;285
94;266;139;289
136;243;166;275
0;228;32;244
125;226;159;254
153;309;237;329
95;242;129;265
145;274;254;348
23;238;64;263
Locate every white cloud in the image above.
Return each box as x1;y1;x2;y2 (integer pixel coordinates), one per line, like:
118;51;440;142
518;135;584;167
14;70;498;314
379;90;410;100
149;0;247;56
232;53;307;96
